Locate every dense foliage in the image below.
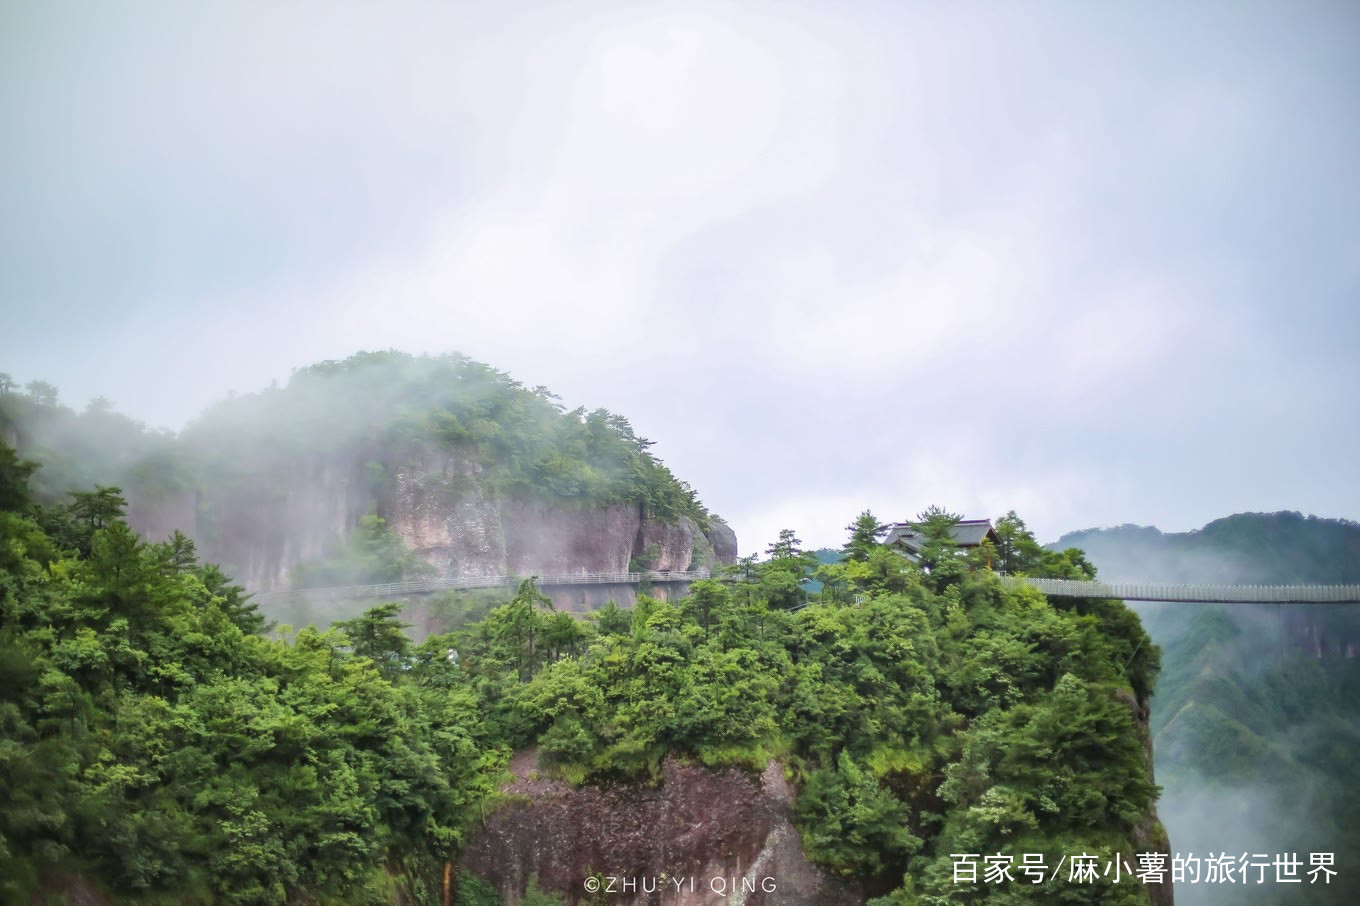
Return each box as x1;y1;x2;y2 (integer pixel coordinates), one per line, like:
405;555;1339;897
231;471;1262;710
3;438;1163;904
447;510;1163;903
183;352;710;527
0;445;505;904
1060;515;1360;906
1;354;712;589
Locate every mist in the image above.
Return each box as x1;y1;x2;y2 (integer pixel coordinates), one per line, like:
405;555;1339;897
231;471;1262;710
4;1;1360;551
0;352;730;623
1059;525;1360;904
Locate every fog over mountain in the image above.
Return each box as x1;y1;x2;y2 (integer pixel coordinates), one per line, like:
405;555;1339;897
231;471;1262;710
4;1;1359;550
1054;513;1360;906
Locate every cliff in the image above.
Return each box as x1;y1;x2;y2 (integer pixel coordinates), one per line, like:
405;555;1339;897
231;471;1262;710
1120;689;1175;906
460;752;864;906
125;446;736;593
1;351;747;593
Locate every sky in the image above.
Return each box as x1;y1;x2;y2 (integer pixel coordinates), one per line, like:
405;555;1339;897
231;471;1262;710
3;0;1358;552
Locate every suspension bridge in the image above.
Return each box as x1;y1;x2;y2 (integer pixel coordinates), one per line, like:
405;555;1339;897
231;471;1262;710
1006;577;1360;604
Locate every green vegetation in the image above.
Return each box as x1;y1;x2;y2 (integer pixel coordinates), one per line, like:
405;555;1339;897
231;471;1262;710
1057;514;1360;906
1;353;714;589
453;510;1162;902
3;433;1163;903
182;352;710;526
0;445;505;904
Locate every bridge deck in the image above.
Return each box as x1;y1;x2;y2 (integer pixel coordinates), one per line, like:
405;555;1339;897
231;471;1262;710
254;569;711;603
1011;577;1360;604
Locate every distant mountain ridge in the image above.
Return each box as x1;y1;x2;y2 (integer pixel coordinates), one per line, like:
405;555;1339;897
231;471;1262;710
1053;510;1360;906
1053;511;1360;584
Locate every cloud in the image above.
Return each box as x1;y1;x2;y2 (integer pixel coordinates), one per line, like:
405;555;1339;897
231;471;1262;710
3;0;1359;550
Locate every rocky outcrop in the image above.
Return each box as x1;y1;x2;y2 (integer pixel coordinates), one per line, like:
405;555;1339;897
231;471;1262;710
707;517;738;566
125;447;738;593
124;488;197;546
179;452;373;591
460;752;863;905
1119;689;1175;906
637;515;699;571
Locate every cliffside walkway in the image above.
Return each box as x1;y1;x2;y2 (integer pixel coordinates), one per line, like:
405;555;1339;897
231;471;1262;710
1009;577;1360;604
254;571;1360;606
254;569;712;603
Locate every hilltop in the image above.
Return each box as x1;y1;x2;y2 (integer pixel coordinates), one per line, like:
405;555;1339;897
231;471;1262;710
1;352;738;615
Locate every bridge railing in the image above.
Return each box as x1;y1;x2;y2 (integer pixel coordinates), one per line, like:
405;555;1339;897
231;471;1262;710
1008;577;1360;604
254;569;712;603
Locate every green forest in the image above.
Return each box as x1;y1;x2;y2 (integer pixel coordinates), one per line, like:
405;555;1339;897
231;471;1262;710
1;444;1165;904
0;352;711;559
1057;516;1360;906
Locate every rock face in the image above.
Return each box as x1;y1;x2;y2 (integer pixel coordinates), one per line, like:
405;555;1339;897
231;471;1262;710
636;515;698;571
1120;689;1176;906
460;753;863;906
706;517;739;566
126;448;738;593
152;452;375;592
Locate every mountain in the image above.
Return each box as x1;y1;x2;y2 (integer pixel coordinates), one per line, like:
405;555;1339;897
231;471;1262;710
1054;513;1360;906
0;352;739;615
2;404;1171;903
1055;512;1360;586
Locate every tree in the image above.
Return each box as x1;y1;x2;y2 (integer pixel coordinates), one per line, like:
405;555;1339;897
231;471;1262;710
682;579;731;640
766;528;806;561
68;486;129;554
334;603;413;678
84;396;114;416
994;510;1045;574
23;380;58;407
843;510;887;563
914;505;961;537
69;485;128;530
913;505;961;575
0;443;37;513
592;600;631;636
495;578;556;680
153;529;198;575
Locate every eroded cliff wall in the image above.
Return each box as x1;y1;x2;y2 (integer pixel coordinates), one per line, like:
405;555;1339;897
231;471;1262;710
127;446;737;593
460;752;864;906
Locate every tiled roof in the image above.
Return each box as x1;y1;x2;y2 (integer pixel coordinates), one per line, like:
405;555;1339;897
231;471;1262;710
949;519;996;546
884;518;995;550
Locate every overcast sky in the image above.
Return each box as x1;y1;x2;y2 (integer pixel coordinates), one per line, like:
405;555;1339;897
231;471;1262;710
3;0;1358;551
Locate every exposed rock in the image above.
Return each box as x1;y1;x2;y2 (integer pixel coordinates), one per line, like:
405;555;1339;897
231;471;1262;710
166;452;372;592
388;450;507;576
502;500;642;575
707;517;739;566
125;447;736;594
637;514;698;571
1118;688;1175;906
460;753;863;906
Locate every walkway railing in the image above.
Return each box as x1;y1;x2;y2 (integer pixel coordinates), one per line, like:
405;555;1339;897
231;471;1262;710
255;569;711;603
1010;577;1360;604
254;571;1360;606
